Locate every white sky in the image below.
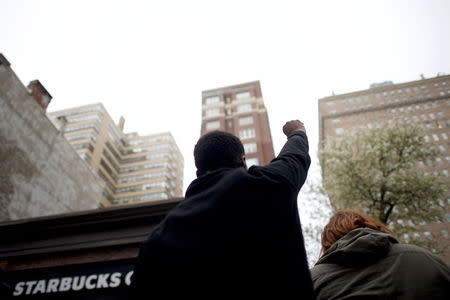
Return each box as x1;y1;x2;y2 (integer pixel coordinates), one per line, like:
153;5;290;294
2;0;450;203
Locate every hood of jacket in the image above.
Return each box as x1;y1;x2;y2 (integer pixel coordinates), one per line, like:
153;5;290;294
185;167;245;197
316;227;399;267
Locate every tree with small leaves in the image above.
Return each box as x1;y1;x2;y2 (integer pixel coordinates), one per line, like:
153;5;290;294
318;120;447;251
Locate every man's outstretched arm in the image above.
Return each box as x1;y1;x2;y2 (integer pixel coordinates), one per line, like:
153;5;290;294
249;120;311;193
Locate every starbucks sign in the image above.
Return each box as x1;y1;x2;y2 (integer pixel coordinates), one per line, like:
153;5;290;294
2;259;136;299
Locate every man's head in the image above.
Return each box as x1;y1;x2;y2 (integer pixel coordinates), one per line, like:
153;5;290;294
194;131;246;177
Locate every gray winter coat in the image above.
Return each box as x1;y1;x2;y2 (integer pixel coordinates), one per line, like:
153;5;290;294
311;228;449;299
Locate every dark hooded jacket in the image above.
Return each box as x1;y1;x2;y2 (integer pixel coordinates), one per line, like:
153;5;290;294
311;228;450;300
131;131;314;298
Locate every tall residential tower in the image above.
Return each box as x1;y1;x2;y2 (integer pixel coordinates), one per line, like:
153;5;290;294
201;81;274;167
48;103;184;207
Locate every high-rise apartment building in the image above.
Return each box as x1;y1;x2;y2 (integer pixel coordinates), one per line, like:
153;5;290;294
48;103;184;207
318;74;450;261
201;81;274;167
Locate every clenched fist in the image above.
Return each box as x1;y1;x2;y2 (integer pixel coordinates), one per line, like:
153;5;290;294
283;120;306;137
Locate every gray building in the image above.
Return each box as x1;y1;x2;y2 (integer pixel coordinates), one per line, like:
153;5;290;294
0;53;104;221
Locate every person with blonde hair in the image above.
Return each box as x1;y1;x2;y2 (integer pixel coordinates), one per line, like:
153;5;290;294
311;210;449;299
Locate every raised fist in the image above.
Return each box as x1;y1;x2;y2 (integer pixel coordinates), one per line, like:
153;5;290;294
283;120;305;137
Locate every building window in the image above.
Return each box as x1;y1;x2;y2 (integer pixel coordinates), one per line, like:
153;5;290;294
236;91;251;100
205;96;220;105
246;157;259;167
237;104;252;112
243;143;257;154
66;132;97;143
65;123;100;134
424;231;433;240
441;133;448;140
239;116;254;125
442;229;449;239
69;114;102;124
335;128;344;135
239;128;255;140
206;120;220;131
205;108;220;117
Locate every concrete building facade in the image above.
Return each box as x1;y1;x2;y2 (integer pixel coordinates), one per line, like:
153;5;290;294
318;74;450;261
0;54;104;221
201;81;275;167
48;104;184;207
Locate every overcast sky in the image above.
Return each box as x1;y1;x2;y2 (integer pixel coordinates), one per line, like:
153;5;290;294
2;0;450;214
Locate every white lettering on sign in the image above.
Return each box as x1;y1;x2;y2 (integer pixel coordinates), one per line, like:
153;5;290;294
125;271;133;286
32;280;46;294
25;281;37;295
97;273;109;288
72;276;85;291
59;277;72;292
109;273;121;288
12;270;133;296
13;282;24;296
85;274;97;290
46;279;59;293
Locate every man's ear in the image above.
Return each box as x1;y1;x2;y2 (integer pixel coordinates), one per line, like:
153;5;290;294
237;155;247;170
196;170;201;177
